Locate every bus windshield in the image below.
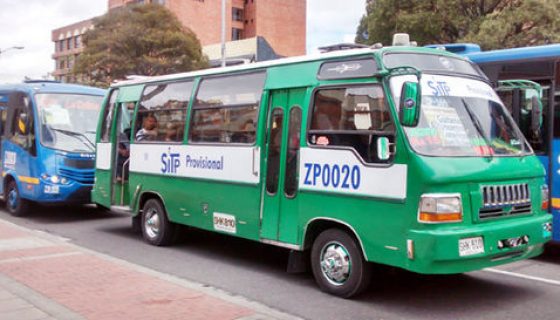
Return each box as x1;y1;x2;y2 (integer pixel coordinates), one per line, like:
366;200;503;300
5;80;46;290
390;74;531;157
36;93;103;153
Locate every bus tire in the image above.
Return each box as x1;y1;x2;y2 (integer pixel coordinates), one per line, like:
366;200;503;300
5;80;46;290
5;180;30;217
311;228;371;298
141;199;175;246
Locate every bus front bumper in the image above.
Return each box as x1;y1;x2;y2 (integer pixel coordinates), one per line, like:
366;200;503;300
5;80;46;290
405;214;552;274
23;181;93;204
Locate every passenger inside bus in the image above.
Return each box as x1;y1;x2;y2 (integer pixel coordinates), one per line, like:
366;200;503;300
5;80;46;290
135;114;158;141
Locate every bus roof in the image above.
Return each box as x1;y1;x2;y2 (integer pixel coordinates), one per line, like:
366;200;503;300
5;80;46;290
429;43;560;64
0;81;106;96
111;45;466;88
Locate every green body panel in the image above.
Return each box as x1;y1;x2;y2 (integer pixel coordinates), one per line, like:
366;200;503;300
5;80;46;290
407;215;549;273
117;85;145;103
130;174;262;239
92;170;111;207
92;46;552;274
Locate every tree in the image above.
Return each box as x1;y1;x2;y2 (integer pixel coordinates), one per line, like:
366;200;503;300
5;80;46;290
73;4;208;87
356;0;560;50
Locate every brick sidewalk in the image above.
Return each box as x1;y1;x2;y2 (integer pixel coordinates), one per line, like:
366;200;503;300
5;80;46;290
0;220;298;320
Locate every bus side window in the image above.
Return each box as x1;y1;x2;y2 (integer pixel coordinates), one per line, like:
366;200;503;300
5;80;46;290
100;89;119;143
308;85;395;163
284;107;302;197
9;93;35;155
135;81;193;143
189;72;265;144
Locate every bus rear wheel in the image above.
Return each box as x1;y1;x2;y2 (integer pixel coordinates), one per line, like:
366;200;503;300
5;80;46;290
6;180;30;217
141;199;175;246
311;228;371;298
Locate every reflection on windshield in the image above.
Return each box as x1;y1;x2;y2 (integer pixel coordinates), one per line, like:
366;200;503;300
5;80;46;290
405;95;530;157
36;93;103;153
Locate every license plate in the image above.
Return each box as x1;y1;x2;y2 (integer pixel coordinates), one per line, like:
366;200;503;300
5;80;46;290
459;237;484;257
44;185;59;194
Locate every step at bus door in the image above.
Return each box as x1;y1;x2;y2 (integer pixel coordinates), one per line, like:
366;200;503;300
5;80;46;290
261;88;306;243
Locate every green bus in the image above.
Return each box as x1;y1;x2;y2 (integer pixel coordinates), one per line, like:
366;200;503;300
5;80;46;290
93;38;552;297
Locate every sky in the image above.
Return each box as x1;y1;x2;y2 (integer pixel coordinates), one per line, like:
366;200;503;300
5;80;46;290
0;0;366;83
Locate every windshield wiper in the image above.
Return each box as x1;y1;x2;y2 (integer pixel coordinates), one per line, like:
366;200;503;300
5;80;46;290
50;128;95;152
461;99;494;159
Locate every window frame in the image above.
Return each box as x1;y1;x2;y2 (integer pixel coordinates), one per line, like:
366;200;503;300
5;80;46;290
134;79;195;144
306;82;397;166
188;71;266;146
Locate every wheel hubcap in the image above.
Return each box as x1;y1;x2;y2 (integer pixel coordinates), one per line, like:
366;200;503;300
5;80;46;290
7;188;17;210
320;241;351;286
144;208;160;239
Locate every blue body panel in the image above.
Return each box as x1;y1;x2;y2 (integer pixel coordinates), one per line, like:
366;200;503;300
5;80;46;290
0;81;105;205
548;140;560;242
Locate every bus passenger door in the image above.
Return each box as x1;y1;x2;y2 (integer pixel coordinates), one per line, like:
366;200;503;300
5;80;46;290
111;101;136;207
261;88;305;243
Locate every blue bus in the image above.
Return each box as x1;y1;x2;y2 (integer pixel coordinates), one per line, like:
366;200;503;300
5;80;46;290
431;43;560;242
0;81;106;216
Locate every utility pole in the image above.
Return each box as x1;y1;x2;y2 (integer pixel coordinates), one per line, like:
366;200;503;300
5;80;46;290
221;0;226;68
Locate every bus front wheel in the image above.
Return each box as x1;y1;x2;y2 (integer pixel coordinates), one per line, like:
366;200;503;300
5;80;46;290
5;180;30;217
141;199;175;246
311;228;371;298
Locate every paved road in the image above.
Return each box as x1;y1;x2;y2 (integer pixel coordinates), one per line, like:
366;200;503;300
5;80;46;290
2;205;560;320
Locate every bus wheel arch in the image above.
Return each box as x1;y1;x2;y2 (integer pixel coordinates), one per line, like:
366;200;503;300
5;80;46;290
304;219;371;298
4;175;30;217
138;192;176;246
303;218;366;257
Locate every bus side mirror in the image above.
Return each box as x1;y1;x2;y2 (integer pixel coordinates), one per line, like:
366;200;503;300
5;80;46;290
399;82;421;127
530;96;542;133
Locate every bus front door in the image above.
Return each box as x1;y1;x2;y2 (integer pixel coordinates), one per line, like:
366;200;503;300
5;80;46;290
261;88;305;243
110;101;135;208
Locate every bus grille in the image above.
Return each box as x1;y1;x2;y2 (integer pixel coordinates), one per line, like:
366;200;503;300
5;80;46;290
479;184;531;220
58;168;95;185
64;158;95;169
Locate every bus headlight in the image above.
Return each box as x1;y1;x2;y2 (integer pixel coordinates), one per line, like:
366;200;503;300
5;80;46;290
418;193;462;223
41;174;70;185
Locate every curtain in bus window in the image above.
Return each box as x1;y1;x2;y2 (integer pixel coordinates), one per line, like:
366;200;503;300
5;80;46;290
190;72;266;144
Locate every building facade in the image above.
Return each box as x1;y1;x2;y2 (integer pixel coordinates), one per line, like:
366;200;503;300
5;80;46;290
51;19;94;83
52;0;306;82
108;0;306;57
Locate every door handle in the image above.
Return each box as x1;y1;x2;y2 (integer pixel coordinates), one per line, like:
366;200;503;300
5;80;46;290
252;147;260;177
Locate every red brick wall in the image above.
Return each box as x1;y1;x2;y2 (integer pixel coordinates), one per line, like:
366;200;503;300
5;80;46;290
167;0;232;46
106;0;306;56
254;0;306;56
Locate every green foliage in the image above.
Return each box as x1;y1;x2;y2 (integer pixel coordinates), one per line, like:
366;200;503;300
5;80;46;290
356;0;560;50
73;4;208;87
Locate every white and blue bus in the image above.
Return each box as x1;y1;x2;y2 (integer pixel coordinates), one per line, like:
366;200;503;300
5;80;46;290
0;80;105;216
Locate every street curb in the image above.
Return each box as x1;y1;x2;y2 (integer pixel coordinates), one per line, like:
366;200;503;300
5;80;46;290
1;219;304;320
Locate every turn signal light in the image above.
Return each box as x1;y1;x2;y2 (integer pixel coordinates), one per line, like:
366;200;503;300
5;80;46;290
541;185;549;210
418;194;463;223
